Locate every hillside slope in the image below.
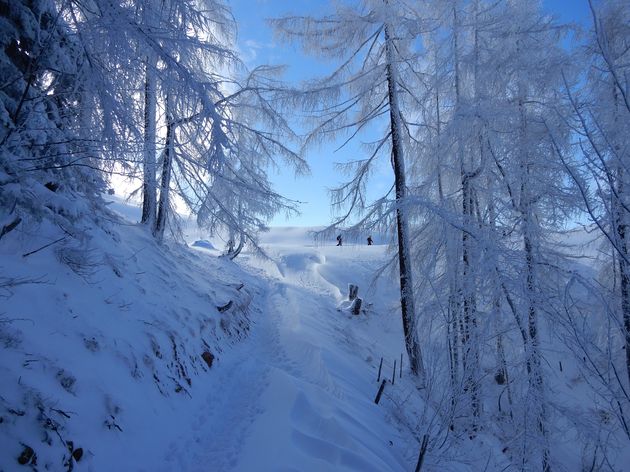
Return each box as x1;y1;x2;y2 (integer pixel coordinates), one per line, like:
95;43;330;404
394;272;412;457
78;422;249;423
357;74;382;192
0;201;435;472
0;206;257;471
4;208;626;471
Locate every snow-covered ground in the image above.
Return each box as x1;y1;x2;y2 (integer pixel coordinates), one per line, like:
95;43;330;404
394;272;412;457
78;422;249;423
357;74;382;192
0;202;258;471
1;199;441;471
6;200;620;471
193;236;420;472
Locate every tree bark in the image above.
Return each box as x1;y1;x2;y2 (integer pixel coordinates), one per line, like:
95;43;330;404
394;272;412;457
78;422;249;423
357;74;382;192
517;65;550;469
228;231;245;260
614;169;630;387
461;173;480;424
453;2;480;429
154;94;174;242
384;22;424;379
523;216;550;472
141;54;157;226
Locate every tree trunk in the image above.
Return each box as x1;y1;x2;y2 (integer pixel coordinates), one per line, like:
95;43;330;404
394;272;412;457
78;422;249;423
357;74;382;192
384;22;424;380
228;232;245;260
523;220;551;471
461;174;480;425
141;54;157;226
154;94;174;242
489;191;514;419
518;68;550;468
611;78;630;388
453;2;480;429
614;169;630;387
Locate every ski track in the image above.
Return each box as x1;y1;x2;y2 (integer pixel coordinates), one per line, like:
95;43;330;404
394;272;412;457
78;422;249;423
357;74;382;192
162;246;410;472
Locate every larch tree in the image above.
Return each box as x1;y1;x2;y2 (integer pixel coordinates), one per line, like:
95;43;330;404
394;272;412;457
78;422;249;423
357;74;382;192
173;66;307;251
0;0;109;237
577;0;630;388
273;0;426;378
1;0;304;250
406;0;578;466
556;0;630;444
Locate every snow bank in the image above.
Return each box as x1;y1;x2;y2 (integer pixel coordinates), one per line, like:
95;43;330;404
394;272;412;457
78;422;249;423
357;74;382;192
0;206;257;471
191;239;217;251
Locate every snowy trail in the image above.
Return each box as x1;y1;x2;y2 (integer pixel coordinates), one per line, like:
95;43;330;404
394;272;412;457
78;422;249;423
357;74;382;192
165;244;414;471
215;248;409;471
153;267;282;471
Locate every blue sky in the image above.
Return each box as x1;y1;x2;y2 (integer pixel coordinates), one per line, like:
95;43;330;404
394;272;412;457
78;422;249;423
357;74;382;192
228;0;591;227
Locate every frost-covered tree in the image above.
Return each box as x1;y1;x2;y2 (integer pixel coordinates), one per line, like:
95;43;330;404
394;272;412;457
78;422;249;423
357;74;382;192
575;0;630;386
47;0;302;243
192;77;306;258
157;65;306;247
407;0;577;465
116;0;304;244
0;0;107;237
273;0;425;378
486;5;573;466
131;0;237;232
556;0;630;444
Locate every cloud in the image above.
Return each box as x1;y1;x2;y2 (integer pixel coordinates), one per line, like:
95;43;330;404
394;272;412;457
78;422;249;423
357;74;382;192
238;38;275;64
244;39;264;49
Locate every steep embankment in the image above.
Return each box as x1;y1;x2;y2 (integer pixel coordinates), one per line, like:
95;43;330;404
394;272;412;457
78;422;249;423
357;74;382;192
0;207;257;471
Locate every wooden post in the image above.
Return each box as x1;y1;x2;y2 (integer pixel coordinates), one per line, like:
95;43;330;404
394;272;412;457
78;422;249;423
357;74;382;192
392;360;397;385
351;298;362;315
400;353;403;378
349;284;359;301
414;435;429;472
374;379;387;404
559;361;563;372
377;357;383;382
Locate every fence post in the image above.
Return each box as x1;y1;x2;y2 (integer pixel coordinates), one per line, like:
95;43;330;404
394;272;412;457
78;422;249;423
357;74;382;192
374;379;387;404
348;284;359;301
392;360;396;385
351;297;362;315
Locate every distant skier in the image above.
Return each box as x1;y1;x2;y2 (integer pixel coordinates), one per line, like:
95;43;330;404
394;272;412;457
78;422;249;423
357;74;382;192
336;234;343;246
367;236;373;246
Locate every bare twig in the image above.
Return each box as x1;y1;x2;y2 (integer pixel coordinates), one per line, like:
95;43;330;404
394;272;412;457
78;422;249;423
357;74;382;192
22;236;67;258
